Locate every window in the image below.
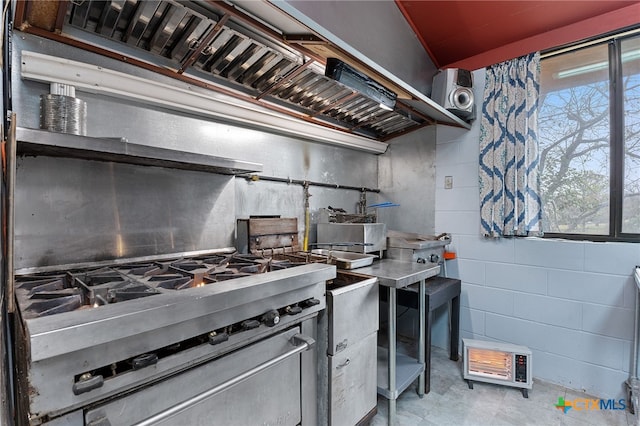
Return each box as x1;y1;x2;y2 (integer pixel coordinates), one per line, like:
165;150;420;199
622;37;640;234
539;32;640;240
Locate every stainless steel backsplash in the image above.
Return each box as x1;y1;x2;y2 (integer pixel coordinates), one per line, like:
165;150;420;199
11;34;379;268
15;156;235;268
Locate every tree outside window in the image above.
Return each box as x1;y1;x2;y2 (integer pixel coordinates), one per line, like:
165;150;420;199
539;34;640;239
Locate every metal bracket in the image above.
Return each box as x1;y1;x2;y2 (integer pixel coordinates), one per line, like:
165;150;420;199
291;333;315;349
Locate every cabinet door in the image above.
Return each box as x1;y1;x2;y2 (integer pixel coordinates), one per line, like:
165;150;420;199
328;277;378;355
328;332;377;426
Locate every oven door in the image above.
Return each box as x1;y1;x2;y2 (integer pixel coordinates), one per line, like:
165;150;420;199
84;327;309;426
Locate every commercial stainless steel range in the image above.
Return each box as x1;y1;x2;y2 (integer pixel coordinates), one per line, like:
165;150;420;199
13;250;334;425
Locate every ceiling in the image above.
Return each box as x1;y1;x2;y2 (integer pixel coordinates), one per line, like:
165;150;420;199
395;0;640;70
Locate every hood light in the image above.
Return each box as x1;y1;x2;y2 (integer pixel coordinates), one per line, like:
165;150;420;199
325;58;397;111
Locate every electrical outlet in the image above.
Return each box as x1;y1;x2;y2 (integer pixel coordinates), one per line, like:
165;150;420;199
444;176;453;189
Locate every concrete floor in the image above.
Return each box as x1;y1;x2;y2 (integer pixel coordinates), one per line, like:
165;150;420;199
371;345;636;426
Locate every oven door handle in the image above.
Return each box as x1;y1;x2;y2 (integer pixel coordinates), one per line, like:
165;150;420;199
132;333;315;426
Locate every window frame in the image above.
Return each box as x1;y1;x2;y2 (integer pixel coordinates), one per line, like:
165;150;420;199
540;28;640;242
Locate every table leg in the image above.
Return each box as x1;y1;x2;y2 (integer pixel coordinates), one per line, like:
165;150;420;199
450;294;460;361
388;287;397;425
418;279;425;398
425;308;433;394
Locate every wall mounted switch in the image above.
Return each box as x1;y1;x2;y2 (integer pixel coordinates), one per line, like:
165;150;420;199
444;176;453;189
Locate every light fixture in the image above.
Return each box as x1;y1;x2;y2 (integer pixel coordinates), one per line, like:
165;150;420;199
556;61;608;79
325;58;397;111
20;51;389;154
556;49;640;79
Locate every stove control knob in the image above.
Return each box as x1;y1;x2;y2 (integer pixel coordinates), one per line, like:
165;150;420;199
132;353;158;370
428;254;440;263
208;331;229;346
417;257;426;264
72;373;104;395
241;319;260;330
285;305;303;316
301;298;320;308
262;310;280;327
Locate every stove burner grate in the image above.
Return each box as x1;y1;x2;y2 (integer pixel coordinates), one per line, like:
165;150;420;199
15;253;309;318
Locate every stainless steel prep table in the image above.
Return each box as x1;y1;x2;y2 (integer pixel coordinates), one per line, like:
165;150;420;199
355;259;440;425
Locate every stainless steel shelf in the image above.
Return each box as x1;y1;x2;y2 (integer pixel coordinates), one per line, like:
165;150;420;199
356;259;440;288
363;261;431;425
16;127;263;175
376;346;425;399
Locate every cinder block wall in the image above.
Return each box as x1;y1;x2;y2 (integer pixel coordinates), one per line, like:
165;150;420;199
434;68;640;399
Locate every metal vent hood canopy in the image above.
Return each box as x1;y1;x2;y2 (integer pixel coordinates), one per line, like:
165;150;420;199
14;0;470;152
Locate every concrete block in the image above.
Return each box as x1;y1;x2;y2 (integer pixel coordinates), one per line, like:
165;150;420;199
436;125;470;145
513;293;582;329
623;340;631;374
435;210;479;235
624;277;637;309
514;238;584;271
485;263;547;294
435;162;479;189
461;307;485;335
436;186;480;212
485;313;559;352
458;259;485;285
456;235;516;263
435;140;460;165
486;313;623;369
582;303;634;340
463;284;514;315
584;241;640;275
531;350;628;399
548;270;628;307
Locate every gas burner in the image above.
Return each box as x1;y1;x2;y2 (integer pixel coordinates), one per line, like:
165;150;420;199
14;252;309;318
26;293;83;317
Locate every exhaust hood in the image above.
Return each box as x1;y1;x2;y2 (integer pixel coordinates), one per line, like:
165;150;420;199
13;0;470;152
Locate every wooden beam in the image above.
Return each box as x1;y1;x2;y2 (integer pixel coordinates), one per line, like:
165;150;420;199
54;1;69;33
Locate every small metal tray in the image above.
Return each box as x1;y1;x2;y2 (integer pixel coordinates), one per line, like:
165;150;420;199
310;249;376;269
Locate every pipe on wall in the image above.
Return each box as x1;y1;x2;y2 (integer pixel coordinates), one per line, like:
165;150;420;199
244;174;380;193
241;174;381;252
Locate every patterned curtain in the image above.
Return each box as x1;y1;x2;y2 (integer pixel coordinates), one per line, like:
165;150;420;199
479;52;543;238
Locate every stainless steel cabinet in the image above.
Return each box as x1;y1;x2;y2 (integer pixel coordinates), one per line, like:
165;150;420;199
327;273;378;355
328;333;377;426
320;272;379;426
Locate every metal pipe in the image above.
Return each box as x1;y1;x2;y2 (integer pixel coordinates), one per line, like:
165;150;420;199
388;287;396;426
6;113;16;313
634;291;639;380
628;267;640;416
243;174;380;193
134;333;315;426
303;182;310;251
418;279;426;397
632;267;640;378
